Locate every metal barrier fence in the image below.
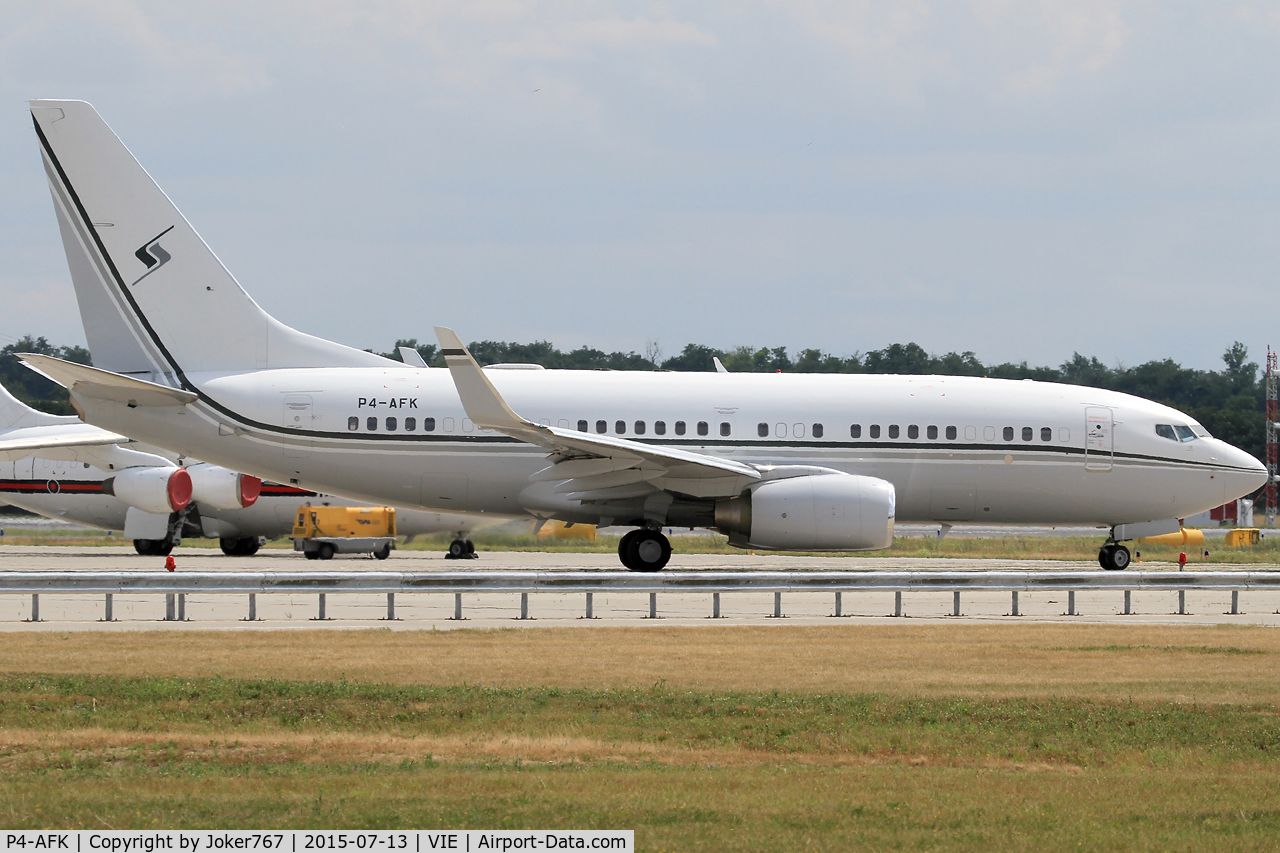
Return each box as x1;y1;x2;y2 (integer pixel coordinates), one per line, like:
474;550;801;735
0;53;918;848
3;570;1277;622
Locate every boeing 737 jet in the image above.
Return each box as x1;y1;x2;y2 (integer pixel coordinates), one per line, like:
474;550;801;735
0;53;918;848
15;100;1267;571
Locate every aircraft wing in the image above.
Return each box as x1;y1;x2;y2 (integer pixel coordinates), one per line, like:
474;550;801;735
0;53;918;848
436;327;760;501
0;422;128;461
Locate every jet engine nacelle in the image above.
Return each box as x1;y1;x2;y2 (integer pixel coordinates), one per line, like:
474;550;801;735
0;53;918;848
186;463;261;510
102;466;193;515
715;474;895;551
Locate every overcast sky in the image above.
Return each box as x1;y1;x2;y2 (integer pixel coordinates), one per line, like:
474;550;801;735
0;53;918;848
1;1;1278;371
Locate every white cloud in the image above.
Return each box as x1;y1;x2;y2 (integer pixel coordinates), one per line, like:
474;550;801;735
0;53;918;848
968;0;1129;95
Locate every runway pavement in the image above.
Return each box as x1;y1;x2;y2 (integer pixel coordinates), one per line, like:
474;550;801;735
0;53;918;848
1;544;1277;630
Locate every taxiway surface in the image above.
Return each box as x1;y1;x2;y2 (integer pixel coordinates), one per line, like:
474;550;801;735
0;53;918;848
1;545;1277;630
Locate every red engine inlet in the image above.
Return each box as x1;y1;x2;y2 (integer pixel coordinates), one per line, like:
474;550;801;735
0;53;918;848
239;475;261;507
167;468;193;511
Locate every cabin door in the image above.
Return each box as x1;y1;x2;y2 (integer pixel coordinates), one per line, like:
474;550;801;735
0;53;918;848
283;394;314;458
1085;407;1113;472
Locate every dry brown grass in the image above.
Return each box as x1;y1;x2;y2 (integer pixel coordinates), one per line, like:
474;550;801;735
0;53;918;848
5;623;1280;704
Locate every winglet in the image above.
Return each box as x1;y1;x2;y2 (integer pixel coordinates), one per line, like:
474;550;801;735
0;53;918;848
398;346;429;368
713;357;729;374
434;327;546;439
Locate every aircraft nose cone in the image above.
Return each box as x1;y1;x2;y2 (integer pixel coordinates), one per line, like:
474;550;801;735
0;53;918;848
1221;443;1267;498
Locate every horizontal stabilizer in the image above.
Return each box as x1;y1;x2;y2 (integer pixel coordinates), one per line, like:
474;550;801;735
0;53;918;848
18;353;197;407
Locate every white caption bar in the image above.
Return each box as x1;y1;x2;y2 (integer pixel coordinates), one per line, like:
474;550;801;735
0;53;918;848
1;833;633;853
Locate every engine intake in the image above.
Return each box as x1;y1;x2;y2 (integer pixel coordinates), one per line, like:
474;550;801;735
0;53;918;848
102;466;192;515
715;474;895;551
186;463;261;509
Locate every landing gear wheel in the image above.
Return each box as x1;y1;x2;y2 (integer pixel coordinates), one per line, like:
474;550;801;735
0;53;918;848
621;529;671;572
1099;544;1131;571
220;538;242;556
134;539;157;556
242;538;261;556
318;543;335;561
446;539;467;559
464;539;476;556
373;542;392;561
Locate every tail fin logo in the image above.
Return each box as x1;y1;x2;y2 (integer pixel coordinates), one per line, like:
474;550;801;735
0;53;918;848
131;225;175;286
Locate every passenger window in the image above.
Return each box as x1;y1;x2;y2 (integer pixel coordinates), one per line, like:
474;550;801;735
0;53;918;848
1059;427;1069;442
405;417;416;431
1175;425;1196;442
888;425;899;439
675;421;686;436
386;417;397;431
927;425;937;440
1155;424;1177;441
596;420;607;434
776;423;786;437
758;423;769;438
425;417;436;432
1022;427;1032;441
615;420;626;434
348;416;358;431
850;424;861;438
793;423;805;438
655;421;666;435
1003;427;1014;441
635;421;646;435
443;417;454;431
982;426;994;441
907;425;919;439
1040;427;1051;442
812;423;823;438
947;426;958;440
870;425;881;439
720;422;731;437
697;422;709;436
578;419;588;432
367;417;377;431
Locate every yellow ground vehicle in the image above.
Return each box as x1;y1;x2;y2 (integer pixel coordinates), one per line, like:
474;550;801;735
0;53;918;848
1225;528;1261;547
292;505;397;560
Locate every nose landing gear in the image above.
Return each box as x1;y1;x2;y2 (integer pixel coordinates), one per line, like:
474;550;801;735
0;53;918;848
1098;543;1131;571
618;528;672;572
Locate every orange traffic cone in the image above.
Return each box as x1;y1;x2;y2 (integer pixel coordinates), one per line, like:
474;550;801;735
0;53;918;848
165;555;176;572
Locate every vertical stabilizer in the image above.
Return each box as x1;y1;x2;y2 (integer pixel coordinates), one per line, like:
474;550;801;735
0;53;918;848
30;100;392;378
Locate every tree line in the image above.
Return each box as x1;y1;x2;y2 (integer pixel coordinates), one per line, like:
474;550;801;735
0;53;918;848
1;333;1264;465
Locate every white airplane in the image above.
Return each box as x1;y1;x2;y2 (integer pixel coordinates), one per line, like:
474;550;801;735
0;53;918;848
15;100;1267;572
0;380;495;557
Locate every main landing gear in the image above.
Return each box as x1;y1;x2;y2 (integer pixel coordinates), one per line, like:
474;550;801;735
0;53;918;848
219;537;261;557
133;537;175;557
1098;543;1132;571
446;539;477;560
618;528;672;572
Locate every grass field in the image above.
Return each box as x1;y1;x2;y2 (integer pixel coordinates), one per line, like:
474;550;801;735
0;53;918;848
4;625;1280;849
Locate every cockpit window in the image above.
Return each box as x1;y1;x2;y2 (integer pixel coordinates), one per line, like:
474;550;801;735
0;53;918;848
1191;423;1211;438
1155;424;1177;441
1174;425;1196;442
